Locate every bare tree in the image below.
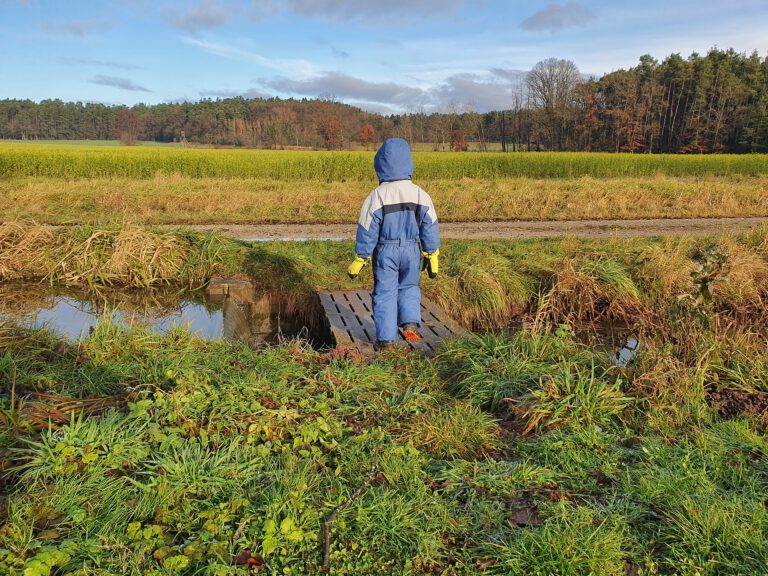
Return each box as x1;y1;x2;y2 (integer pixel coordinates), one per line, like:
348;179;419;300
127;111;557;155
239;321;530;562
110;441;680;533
116;108;144;146
527;58;581;151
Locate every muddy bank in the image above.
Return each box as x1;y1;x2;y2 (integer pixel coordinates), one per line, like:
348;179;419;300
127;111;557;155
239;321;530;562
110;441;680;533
183;216;768;241
709;388;768;421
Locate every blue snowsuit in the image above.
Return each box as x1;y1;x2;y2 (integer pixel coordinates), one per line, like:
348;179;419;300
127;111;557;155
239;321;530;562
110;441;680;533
355;139;441;342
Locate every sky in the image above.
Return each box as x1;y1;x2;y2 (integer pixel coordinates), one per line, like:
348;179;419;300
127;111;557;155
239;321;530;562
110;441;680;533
1;0;767;114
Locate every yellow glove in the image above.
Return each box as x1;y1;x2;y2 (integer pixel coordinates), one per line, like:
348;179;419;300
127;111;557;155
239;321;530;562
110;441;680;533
347;256;370;279
421;249;439;278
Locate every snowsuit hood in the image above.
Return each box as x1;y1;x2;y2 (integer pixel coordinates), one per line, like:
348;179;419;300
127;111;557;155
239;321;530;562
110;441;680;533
374;138;413;183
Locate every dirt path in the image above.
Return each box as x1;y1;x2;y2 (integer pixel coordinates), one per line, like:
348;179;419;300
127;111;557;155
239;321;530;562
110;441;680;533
185;217;768;241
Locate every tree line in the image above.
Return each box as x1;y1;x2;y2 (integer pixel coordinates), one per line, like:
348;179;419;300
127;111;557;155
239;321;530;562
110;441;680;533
1;48;766;153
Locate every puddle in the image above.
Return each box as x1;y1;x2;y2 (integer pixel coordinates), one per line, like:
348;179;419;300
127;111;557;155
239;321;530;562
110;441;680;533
0;281;301;347
613;336;640;367
569;322;641;368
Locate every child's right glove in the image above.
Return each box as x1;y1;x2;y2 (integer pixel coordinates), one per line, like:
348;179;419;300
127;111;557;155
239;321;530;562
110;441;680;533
347;256;370;279
421;249;439;278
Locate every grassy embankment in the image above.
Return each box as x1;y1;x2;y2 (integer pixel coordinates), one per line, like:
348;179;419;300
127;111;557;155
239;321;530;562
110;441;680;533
1;144;768;224
3;221;768;330
1;223;768;574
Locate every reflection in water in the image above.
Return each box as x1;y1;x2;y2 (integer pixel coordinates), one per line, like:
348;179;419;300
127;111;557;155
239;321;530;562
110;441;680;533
26;296;225;341
613;336;640;368
0;282;285;347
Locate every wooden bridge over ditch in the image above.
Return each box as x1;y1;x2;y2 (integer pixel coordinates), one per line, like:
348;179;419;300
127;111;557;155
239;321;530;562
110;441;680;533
318;290;467;356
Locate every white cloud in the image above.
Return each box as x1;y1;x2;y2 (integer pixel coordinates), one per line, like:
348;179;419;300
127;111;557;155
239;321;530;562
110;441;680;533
166;0;233;32
90;75;152;92
264;72;426;107
520;2;595;32
286;0;463;22
182;36;318;76
199;87;271;99
165;0;276;32
41;19;112;36
260;68;529;112
61;57;142;71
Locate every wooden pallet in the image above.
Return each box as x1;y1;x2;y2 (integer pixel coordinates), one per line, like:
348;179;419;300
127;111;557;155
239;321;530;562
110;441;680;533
317;290;467;355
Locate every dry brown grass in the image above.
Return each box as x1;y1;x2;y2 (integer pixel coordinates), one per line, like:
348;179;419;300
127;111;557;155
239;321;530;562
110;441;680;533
0;220;60;280
0;222;233;288
425;251;534;329
636;240;697;299
1;392;128;432
0;282;57;314
627;345;711;431
535;256;643;328
739;225;768;257
1;175;767;225
713;240;768;316
52;226;190;287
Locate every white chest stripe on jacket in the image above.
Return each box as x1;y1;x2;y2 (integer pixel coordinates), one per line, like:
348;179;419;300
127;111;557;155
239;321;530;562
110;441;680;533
358;181;438;231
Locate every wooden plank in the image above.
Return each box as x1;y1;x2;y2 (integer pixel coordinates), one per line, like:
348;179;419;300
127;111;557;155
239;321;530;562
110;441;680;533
318;289;467;356
329;291;373;344
422;298;466;331
323;293;355;347
344;294;376;337
317;292;336;313
422;317;452;339
353;290;373;313
340;312;368;343
327;323;353;346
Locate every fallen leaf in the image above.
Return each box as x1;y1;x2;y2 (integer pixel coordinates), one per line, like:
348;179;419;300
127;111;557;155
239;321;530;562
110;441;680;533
233;550;265;570
511;507;543;527
233;550;252;565
476;557;498;570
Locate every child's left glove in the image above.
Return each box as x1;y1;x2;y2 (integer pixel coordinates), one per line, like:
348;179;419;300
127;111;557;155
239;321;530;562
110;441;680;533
347;256;370;279
421;249;439;278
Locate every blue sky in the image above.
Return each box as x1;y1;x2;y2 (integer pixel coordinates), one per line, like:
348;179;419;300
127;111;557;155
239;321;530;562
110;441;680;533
1;0;767;113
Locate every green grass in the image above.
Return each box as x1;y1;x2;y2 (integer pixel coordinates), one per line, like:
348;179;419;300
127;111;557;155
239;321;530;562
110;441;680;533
2;323;766;574
1;143;767;180
1;226;768;574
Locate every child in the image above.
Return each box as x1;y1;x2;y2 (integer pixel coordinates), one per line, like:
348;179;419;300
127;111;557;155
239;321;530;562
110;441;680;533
348;138;440;350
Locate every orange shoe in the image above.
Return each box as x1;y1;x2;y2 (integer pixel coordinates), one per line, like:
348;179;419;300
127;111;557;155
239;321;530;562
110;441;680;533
401;323;422;342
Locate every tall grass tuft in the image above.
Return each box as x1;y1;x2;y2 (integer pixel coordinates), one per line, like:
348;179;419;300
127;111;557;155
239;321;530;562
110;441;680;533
483;503;630;575
0;222;239;288
512;361;632;434
427;247;535;329
400;401;501;458
636;240;697;302
535;256;642;327
0;221;59;280
711;239;768;317
436;331;599;414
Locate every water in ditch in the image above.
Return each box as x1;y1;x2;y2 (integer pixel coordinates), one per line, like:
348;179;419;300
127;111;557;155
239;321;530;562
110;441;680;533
0;281;300;347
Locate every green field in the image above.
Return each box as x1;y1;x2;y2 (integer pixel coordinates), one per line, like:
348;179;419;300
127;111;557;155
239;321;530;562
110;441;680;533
2;143;768;180
2;143;768;226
